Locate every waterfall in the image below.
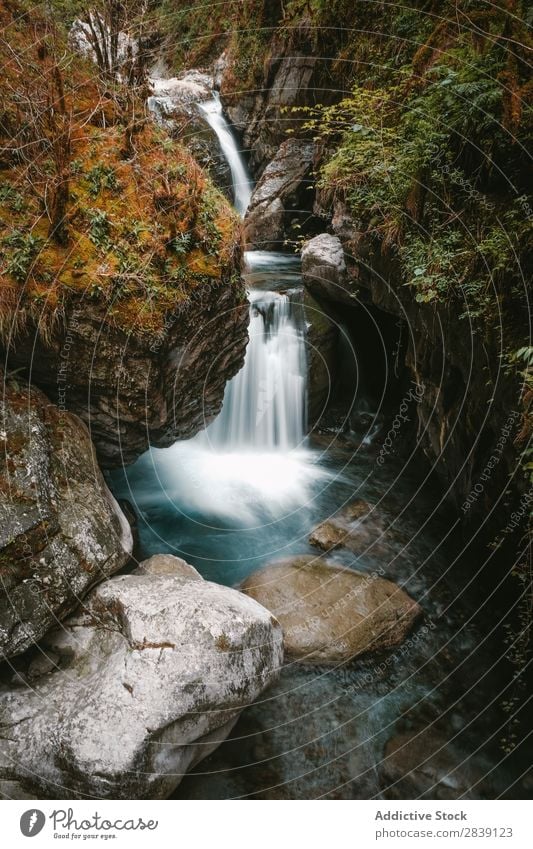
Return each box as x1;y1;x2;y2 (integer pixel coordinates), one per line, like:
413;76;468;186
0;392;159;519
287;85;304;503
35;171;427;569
206;286;306;451
197;94;307;454
132;90;320;527
198;94;252;216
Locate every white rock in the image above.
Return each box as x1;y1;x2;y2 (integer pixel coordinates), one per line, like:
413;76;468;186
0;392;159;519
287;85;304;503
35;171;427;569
0;570;283;799
301;233;356;304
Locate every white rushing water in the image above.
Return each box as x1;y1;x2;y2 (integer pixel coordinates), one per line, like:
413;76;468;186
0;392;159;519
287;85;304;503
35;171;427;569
198;94;253;215
197;97;307;452
206;287;306;450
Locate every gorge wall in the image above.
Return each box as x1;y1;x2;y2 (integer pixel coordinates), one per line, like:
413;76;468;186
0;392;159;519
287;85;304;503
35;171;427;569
208;0;532;547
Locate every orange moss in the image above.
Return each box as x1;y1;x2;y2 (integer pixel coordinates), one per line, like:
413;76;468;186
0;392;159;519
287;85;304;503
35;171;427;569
0;0;241;345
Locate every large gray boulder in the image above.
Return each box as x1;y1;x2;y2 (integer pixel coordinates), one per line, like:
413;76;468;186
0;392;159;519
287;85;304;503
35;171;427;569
241;556;421;664
301;233;358;305
0;376;132;659
0;560;283;799
244;140;315;250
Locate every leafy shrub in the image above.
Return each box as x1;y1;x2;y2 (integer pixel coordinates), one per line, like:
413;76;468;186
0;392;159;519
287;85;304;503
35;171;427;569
2;230;43;282
87;209;111;247
86;164;121;198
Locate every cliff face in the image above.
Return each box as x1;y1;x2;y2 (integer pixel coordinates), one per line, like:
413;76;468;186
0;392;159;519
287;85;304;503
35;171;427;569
302;223;522;526
5;281;248;466
0;1;249;466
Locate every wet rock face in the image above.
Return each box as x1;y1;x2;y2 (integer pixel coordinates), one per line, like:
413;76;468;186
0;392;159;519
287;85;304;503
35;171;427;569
0;564;283;799
303;215;521;523
241;556;421;664
244;139;315;250
5;281;249;467
223;55;319;174
304;290;338;425
0;377;132;659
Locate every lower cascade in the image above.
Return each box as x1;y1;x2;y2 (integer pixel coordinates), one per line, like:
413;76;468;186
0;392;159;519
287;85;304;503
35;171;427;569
129;252;327;536
205;280;307;451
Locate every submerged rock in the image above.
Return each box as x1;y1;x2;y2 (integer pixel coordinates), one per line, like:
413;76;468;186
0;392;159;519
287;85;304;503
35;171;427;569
309;498;391;557
244;139;315;250
0;376;132;659
0;566;283;799
380;729;487;799
241;556;421;664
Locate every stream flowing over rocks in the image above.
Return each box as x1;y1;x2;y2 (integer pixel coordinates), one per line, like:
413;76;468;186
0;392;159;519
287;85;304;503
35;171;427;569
0;0;529;801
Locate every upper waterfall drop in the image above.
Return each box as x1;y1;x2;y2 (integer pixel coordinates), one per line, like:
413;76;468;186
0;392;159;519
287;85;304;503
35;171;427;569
198;94;253;216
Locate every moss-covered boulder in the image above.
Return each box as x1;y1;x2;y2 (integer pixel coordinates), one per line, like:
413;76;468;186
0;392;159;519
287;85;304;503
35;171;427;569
0;375;132;658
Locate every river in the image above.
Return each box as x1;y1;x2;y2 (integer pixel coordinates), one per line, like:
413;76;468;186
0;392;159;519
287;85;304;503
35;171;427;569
110;92;514;799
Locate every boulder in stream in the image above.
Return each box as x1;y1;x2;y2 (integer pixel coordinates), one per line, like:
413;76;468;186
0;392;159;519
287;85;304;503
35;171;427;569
301;233;358;305
0;560;283;799
241;556;421;664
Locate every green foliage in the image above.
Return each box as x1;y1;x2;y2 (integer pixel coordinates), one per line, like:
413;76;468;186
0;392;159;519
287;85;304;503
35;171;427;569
167;232;192;256
2;230;43;282
156;0;241;68
122;218;149;243
303;9;532;322
86;164;121;198
513;348;533;370
0;182;26;212
87;209;111;247
402;229;464;305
